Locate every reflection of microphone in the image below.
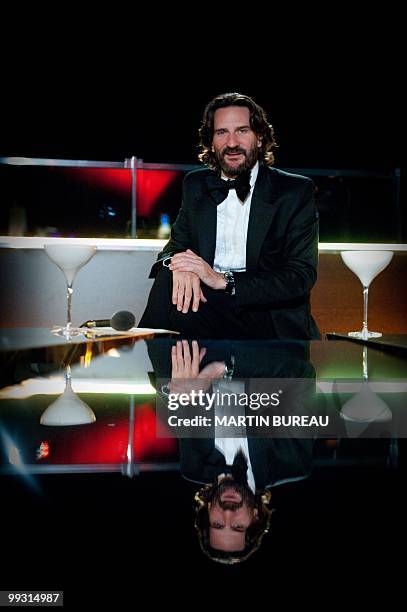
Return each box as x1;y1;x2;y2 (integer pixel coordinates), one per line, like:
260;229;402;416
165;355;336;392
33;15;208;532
81;310;136;331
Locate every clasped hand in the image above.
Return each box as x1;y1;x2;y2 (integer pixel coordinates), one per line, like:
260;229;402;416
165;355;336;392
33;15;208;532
169;249;225;313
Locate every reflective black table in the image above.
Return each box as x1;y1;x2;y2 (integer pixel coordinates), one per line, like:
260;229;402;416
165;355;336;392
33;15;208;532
1;329;406;600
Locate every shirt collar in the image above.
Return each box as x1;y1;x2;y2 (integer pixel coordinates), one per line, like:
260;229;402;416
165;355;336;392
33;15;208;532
249;161;259;188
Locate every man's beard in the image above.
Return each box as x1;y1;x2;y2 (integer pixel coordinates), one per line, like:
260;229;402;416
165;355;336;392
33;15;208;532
210;478;256;511
215;143;259;178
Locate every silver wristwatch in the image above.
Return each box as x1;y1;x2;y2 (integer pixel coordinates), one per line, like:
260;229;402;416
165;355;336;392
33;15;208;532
223;271;236;296
223;355;235;380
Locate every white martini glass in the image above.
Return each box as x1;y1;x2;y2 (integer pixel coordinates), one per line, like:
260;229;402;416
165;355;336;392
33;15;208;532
44;243;96;339
340;250;393;340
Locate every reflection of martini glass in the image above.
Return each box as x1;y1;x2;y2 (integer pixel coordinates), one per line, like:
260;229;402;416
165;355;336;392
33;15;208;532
44;244;96;339
40;365;96;426
341;250;393;339
340;346;391;436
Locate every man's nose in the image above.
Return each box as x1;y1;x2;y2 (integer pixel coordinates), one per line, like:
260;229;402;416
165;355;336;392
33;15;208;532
226;132;239;147
223;508;236;517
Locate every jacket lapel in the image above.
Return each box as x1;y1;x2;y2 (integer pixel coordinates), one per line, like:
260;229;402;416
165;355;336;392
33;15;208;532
197;178;218;265
245;165;280;272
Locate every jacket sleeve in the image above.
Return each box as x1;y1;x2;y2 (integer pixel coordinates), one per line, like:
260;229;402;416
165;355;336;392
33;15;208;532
233;180;319;307
148;181;192;279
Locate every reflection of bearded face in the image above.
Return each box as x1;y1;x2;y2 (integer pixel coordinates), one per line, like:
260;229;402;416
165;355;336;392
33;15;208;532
209;478;256;511
195;479;272;563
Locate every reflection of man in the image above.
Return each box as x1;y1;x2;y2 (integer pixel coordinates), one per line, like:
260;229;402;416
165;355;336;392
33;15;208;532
147;338;316;564
194;457;273;564
139;92;320;340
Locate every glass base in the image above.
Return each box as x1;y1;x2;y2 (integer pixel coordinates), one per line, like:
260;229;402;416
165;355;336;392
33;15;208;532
348;330;382;340
51;326;86;340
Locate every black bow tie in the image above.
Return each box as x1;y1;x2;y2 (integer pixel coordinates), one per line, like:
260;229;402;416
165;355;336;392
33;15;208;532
204;447;249;485
229;449;249;485
207;171;252;205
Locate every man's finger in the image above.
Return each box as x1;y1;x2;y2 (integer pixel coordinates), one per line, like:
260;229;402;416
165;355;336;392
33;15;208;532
172;277;179;305
182;278;193;313
182;339;191;366
177;282;185;311
191;339;200;374
170;259;200;271
173;263;200;276
171;254;200;262
171;344;178;375
176;340;184;367
172;250;199;261
192;276;201;312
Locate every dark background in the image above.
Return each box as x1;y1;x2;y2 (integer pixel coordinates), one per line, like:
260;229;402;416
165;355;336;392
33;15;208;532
1;49;402;241
0;42;401;170
1;458;406;606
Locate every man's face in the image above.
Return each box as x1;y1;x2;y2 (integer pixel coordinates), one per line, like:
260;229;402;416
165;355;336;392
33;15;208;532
208;479;258;552
211;106;262;177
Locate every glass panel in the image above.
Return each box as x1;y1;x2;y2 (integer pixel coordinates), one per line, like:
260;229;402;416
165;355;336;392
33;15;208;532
136;168;184;238
0;165;132;238
0;162;402;242
314;175;399;242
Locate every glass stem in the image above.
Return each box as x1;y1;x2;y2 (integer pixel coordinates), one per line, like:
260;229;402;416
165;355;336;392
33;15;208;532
362;285;369;338
66;282;73;330
362;345;368;380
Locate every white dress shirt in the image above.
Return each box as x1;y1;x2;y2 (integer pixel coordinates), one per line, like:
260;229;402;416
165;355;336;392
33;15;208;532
213;161;259;273
212;163;260;492
214;379;256;493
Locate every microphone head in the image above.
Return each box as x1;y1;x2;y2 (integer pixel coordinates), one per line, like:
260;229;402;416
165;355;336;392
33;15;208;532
110;310;136;331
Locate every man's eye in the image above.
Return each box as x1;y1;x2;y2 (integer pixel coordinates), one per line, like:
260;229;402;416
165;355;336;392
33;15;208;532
239;128;249;133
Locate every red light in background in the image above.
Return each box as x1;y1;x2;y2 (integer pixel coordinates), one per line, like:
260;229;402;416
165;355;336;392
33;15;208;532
61;168;131;193
136;170;179;216
133;403;177;460
37;403;178;465
61;168;180;217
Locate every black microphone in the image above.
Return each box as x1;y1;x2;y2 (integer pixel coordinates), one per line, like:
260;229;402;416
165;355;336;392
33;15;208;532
81;310;136;331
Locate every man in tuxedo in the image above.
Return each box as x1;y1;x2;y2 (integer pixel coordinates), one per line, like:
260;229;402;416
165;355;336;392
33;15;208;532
139;92;320;339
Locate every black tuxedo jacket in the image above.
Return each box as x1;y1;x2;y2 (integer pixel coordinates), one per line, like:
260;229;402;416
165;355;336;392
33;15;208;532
149;164;321;340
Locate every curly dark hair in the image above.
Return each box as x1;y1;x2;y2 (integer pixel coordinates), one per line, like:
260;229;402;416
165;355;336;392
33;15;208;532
198;92;278;169
194;485;273;565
